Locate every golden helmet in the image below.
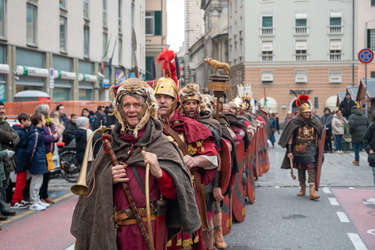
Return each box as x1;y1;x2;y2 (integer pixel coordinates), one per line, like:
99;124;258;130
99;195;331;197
153;77;179;114
299;103;311;113
180;83;201;104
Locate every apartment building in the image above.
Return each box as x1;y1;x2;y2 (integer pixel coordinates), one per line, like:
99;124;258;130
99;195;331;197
228;0;375;122
145;0;168;81
0;0;145;102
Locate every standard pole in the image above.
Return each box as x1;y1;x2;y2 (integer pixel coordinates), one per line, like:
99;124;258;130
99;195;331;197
365;64;368;118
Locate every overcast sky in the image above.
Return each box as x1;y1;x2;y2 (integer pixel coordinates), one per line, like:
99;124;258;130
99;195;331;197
166;0;185;52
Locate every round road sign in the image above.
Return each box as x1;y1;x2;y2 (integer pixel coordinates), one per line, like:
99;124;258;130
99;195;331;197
358;48;374;64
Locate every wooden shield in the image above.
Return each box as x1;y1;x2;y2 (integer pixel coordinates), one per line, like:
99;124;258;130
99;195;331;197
220;139;232;195
315;125;326;191
245;142;256;204
221;193;232;235
232;141;246;222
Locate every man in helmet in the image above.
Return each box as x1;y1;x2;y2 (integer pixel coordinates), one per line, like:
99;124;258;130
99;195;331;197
278;102;323;200
71;78;200;250
153;52;219;249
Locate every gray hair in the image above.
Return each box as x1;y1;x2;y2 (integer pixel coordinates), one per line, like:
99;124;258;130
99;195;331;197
35;104;50;118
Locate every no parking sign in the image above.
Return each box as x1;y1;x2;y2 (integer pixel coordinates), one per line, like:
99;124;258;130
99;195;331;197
358;48;374;64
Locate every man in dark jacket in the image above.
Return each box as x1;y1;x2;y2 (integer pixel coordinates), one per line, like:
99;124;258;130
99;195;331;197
0;101;19;218
339;93;356;120
349;105;369;166
63;114;78;146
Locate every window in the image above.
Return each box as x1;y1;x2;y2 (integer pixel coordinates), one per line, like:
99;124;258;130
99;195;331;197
103;33;108;58
329;12;342;34
103;0;107;27
371;71;375;78
329;69;342;83
0;0;5;39
372;0;375;6
59;16;67;52
295;40;307;61
145;56;154;80
27;4;37;45
261;41;273;62
261;15;273;35
295;13;307;34
118;38;122;65
83;26;89;58
83;0;89;19
261;70;273;83
146;11;162;36
367;29;375;51
59;0;66;8
118;0;122;33
295;70;308;83
329;39;342;61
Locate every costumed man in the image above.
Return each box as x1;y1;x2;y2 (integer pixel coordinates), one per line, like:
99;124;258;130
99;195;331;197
278;96;322;200
154;49;219;250
179;83;228;249
70;78;201;250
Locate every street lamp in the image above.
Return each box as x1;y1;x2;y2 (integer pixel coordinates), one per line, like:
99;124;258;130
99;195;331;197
364;19;375;118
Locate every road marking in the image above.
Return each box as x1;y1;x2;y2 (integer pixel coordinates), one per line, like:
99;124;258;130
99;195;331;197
349;187;355;190
363;198;375;204
368;229;375;236
322;187;331;194
275;186;280;188
337;212;350;223
347;233;368;250
329;197;340;206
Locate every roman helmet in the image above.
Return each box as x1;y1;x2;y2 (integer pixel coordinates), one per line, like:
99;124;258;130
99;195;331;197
109;78;158;138
299;103;311;113
153;49;179;116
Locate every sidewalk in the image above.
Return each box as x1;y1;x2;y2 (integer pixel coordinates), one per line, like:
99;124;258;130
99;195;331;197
257;130;374;188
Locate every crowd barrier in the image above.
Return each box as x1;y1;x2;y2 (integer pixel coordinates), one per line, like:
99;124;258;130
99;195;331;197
4;100;110;119
221;126;269;235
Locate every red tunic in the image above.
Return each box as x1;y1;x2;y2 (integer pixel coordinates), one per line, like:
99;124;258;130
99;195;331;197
114;166;176;250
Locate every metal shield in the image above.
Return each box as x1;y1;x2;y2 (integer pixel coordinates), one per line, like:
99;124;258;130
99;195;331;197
315;125;326;191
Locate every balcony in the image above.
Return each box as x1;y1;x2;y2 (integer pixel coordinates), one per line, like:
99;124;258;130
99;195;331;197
295;55;307;61
262;55;273;62
329;52;342;61
260;27;275;36
294;26;309;36
328;25;343;35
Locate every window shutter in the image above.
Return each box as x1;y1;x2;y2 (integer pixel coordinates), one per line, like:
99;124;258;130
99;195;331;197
154;11;162;36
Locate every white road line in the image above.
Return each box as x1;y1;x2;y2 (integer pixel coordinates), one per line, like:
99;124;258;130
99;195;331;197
322;187;331;194
347;233;368;250
349;187;355;190
329;197;340;206
337;212;350;223
275;186;280;188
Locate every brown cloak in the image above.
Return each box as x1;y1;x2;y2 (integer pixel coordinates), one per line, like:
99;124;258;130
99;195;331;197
70;118;200;249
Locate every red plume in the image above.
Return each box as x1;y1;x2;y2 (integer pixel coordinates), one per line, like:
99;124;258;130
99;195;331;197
296;94;309;107
156;49;178;87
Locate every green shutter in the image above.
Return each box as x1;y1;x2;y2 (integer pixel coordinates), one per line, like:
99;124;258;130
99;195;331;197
154;11;162;36
145;56;154;80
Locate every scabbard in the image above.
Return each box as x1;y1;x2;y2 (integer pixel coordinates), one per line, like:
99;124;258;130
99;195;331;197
155;199;168;250
191;169;209;231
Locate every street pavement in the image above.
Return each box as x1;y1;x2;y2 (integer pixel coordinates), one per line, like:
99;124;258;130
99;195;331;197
0;131;374;249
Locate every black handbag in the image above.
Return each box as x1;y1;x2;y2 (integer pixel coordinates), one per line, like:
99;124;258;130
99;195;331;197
367;153;375;166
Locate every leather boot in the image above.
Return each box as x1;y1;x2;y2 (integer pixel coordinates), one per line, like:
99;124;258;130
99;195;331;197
297;182;306;196
309;184;320;200
214;227;227;249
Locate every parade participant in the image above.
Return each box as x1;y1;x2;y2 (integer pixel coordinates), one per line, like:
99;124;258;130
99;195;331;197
0;101;19;218
180;83;228;249
71;77;200;250
154;49;218;250
278;101;322;200
284;111;293;124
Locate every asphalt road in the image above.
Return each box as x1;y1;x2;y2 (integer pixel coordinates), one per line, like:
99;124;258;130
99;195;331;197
224;132;375;250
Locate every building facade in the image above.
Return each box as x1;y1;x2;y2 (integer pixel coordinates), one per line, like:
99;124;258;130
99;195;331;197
145;0;168;81
0;0;146;102
227;0;375;123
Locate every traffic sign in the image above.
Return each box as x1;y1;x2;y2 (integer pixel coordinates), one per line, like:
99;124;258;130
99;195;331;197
358;48;374;64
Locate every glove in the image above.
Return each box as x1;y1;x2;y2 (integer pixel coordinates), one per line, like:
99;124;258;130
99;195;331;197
4;149;15;158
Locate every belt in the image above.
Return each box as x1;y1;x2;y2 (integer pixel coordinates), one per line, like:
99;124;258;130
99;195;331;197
114;207;157;221
116;214;157;226
296;141;314;146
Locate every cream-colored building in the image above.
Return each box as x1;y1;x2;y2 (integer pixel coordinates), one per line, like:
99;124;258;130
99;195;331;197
145;0;168;81
226;0;375;124
0;0;146;102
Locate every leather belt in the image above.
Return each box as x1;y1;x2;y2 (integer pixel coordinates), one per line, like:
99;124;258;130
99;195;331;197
114;207;157;221
116;215;157;226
